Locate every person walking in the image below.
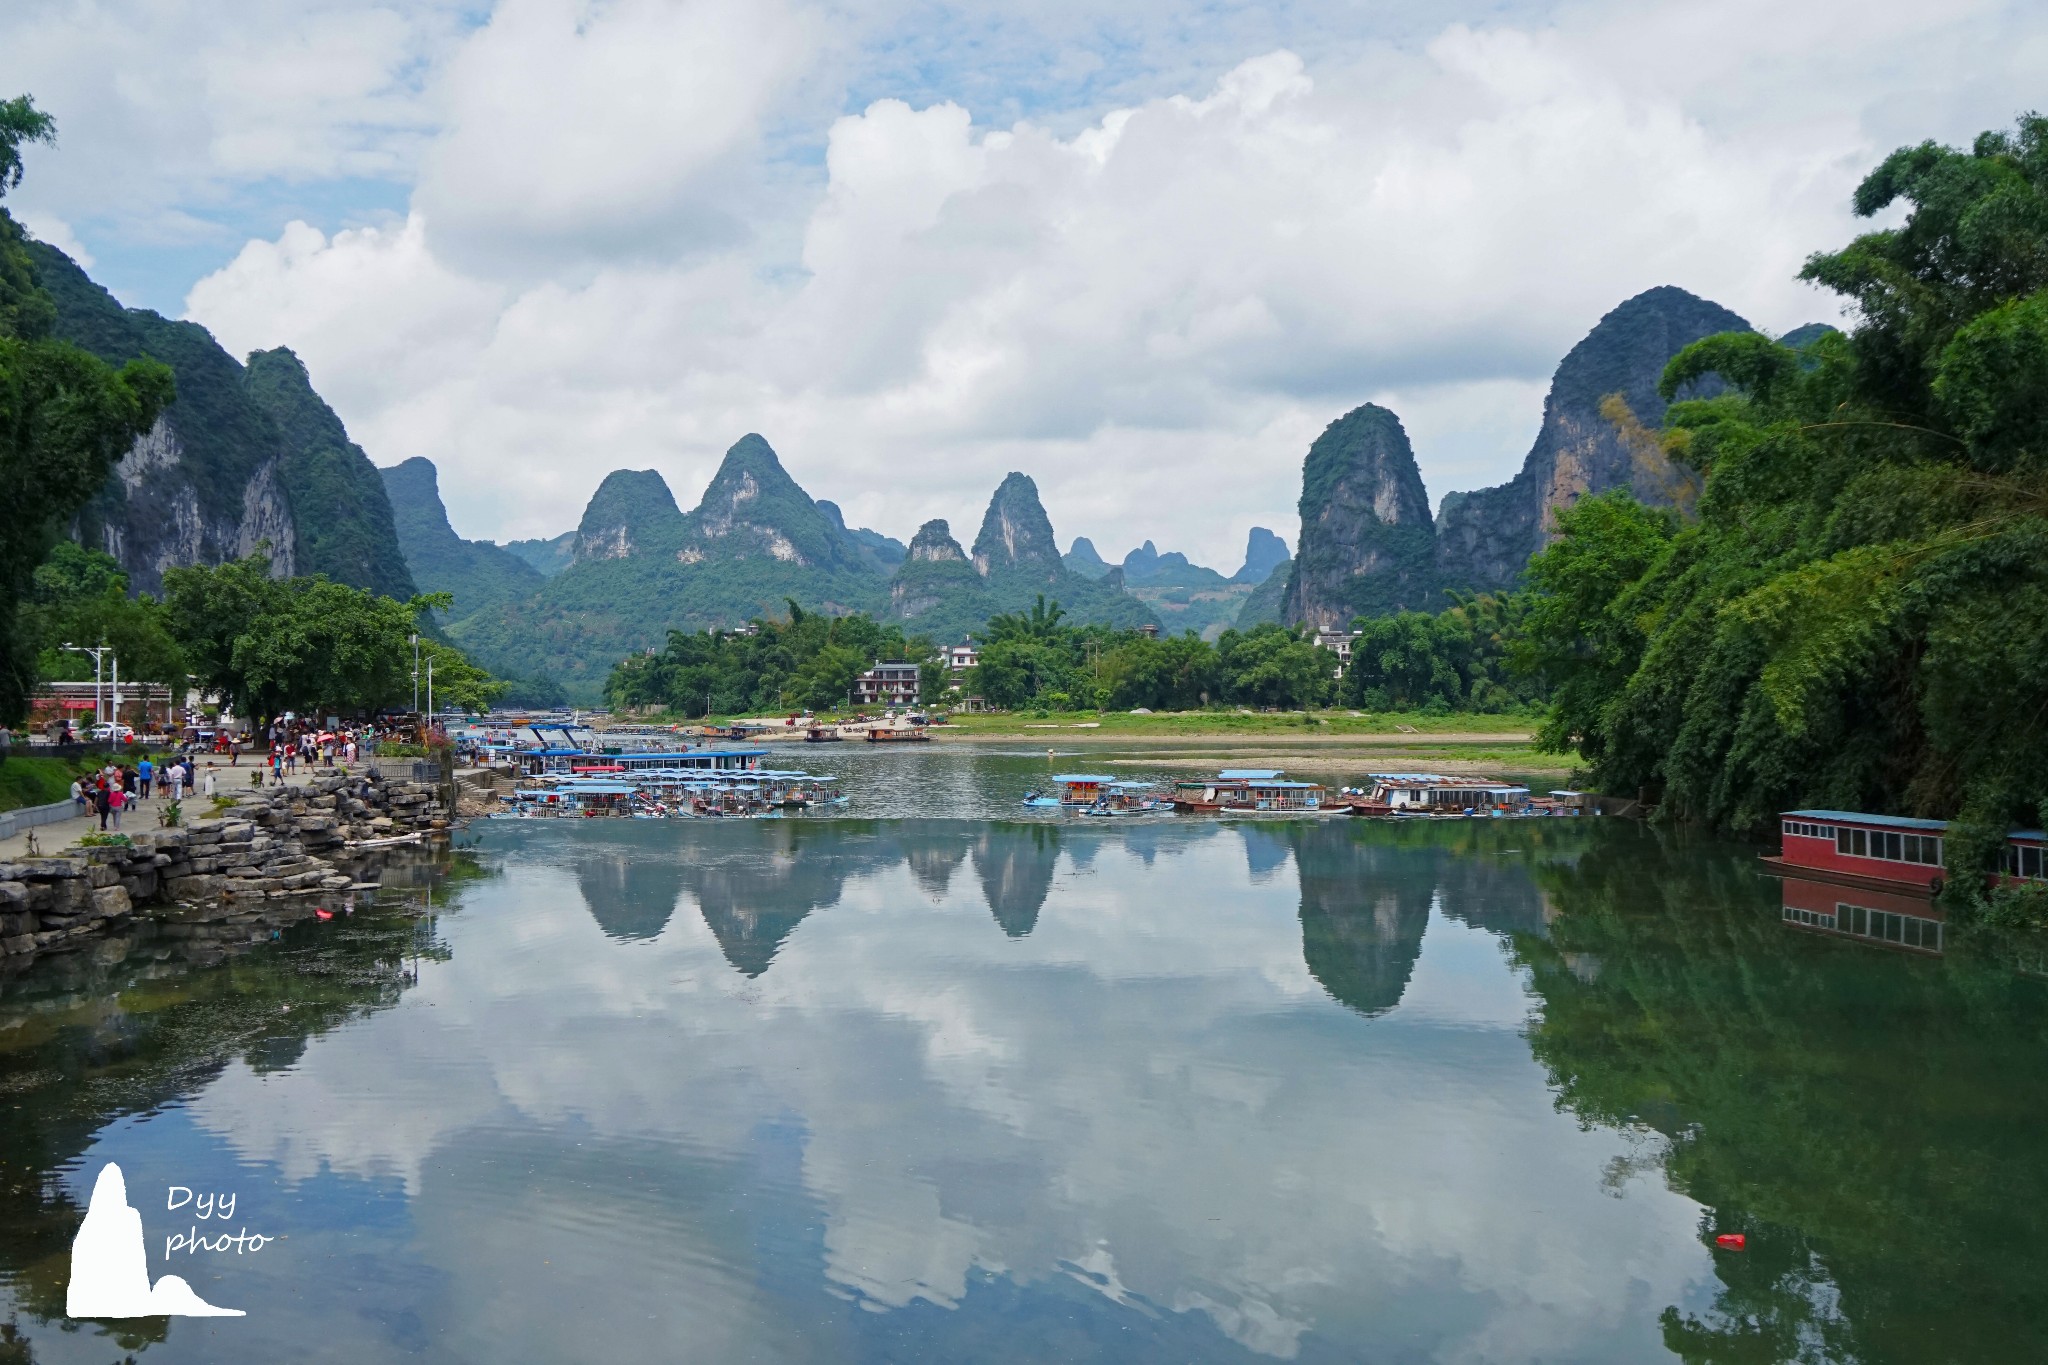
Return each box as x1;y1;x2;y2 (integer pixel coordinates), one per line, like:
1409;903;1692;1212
202;764;218;798
93;780;110;831
138;756;153;799
167;760;186;802
108;782;125;830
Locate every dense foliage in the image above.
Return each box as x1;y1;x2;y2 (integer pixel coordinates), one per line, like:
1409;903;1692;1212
963;598;1341;712
1342;592;1544;713
161;554;502;721
1520;115;2048;893
0;96;175;724
602;595;1344;716
22;543;185;690
604;602;932;715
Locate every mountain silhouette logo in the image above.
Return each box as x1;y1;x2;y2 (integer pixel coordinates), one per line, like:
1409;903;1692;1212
67;1164;244;1318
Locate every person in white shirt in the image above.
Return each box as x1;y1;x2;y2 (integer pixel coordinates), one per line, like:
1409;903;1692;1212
202;765;218;798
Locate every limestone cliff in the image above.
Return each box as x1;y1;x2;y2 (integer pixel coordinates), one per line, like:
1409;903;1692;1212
1434;286;1752;592
244;347;416;600
890;520;986;623
1280;404;1439;630
972;473;1065;580
31;242;303;592
571;469;684;563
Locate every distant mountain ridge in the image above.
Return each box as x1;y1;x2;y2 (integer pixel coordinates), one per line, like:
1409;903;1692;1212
387;445;1159;699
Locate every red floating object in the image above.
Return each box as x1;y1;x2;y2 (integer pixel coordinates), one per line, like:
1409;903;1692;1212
1715;1233;1746;1250
315;908;334;921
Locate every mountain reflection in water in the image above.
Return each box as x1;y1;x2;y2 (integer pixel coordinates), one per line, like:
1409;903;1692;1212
0;818;2044;1364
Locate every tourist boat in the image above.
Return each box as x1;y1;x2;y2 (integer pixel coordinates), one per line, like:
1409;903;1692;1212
1023;774;1115;808
1078;780;1166;817
1170;770;1333;815
1763;809;2048;896
865;726;931;743
1362;774;1533;815
805;726;844;743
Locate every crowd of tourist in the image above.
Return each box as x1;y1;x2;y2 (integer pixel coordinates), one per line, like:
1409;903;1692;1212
56;721;419;834
68;754;221;832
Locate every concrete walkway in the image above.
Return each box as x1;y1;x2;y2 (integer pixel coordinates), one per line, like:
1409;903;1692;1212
0;790;221;860
1;806;117;859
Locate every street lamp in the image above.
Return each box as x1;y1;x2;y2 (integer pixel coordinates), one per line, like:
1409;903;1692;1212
62;643;116;741
410;633;421;716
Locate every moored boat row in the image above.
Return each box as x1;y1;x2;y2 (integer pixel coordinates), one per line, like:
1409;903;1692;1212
1020;769;1588;820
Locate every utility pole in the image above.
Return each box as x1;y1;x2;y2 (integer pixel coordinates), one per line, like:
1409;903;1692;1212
426;657;434;723
410;633;421;716
63;643;114;740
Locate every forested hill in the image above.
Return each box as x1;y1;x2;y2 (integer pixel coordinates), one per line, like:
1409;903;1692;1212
379;457;543;625
27;239;411;598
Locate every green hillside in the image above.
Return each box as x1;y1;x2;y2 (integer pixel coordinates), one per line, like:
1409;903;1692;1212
245;347;416;600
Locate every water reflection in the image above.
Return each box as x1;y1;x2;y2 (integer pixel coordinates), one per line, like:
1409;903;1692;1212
1517;831;2048;1363
970;824;1061;938
1;817;2044;1363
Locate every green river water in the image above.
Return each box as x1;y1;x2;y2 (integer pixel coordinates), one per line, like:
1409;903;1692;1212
1;748;2044;1363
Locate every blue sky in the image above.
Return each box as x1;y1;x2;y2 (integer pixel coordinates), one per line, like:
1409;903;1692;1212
4;0;2043;564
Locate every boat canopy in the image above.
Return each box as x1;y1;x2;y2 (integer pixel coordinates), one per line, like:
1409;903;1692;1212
1052;774;1117;784
1217;769;1284;781
1783;808;1950;832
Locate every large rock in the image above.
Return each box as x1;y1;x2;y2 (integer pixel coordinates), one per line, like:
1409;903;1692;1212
1434;286;1752;592
1280;404;1441;630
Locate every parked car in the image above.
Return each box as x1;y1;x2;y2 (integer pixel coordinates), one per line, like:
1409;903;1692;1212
86;723;136;742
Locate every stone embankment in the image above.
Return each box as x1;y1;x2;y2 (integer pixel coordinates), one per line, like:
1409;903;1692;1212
0;770;451;963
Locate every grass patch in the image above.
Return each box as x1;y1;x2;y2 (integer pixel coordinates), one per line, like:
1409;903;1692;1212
0;756;92;813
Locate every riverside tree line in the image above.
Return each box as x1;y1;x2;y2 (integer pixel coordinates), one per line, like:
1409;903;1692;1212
602;591;1544;719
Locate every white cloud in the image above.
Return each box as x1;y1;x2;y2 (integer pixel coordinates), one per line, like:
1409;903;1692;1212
416;0;816;273
156;0;2048;563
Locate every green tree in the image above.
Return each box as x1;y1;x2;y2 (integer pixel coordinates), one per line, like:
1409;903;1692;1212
1214;623;1334;710
23;543;185;692
1;94;175;723
1518;114;2048;897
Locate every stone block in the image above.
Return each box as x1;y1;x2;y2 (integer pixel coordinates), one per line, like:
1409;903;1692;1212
166;875;227;901
0;881;25;907
92;886;132;917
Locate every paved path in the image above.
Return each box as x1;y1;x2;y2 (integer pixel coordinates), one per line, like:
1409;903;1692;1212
1;806;122;860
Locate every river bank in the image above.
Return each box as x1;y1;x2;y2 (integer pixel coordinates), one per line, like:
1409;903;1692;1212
0;768;453;972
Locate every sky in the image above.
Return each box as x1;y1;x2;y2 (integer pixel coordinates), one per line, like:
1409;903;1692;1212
4;0;2045;571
